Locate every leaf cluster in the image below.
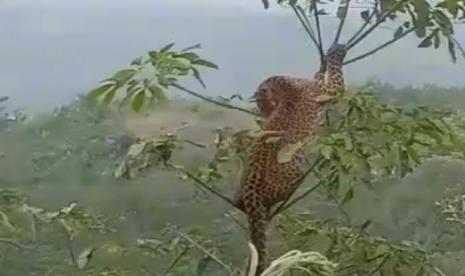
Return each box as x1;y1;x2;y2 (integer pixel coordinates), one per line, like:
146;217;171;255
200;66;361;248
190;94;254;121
87;43;218;112
275;211;446;276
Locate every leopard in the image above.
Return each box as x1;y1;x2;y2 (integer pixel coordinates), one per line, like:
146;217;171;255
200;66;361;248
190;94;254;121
234;44;347;275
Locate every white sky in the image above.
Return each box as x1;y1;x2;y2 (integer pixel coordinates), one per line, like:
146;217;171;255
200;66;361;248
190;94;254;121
0;0;463;111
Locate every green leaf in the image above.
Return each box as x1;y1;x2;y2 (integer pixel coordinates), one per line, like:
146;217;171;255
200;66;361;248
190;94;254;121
405;145;420;164
192;67;206;88
131;91;146;112
360;10;371;23
87;82;116;100
196;257;211;275
415;266;425;276
412;0;430;29
102;88;117;106
77;247;96;270
156;74;173;88
148;50;158;60
340;185;354;206
433;31;440;49
434;10;454;35
418;36;432;48
320;146;333;160
174;52;200;62
172;58;192;72
447;36;457;63
127;82;144;96
394;26;404;39
343;136;353;151
130;56;143;66
446;0;459;16
111;69;137;84
398;146;410;176
160;42;175;53
181;43;201;52
192;59;219;69
415;26;426;38
147;85;168;103
261;0;269;9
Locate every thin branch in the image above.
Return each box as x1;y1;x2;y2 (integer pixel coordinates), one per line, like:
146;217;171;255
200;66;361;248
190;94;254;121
367;253;391;276
167;228;235;274
165;246;191;274
449;35;465;59
344;27;415;65
225;211;248;233
347;0;379;46
0;238;30;250
291;4;323;63
30;213;37;244
333;0;351;46
170;83;260;117
348;0;413;50
180;168;242;212
0;210;17;232
275;179;324;217
270;156;324;218
311;0;325;66
63;230;77;268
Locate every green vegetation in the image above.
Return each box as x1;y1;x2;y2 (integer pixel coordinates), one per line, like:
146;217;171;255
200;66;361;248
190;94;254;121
2;0;465;275
2;81;465;275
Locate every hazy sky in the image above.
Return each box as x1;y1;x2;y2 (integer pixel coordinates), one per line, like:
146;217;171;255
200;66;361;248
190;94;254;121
1;0;464;111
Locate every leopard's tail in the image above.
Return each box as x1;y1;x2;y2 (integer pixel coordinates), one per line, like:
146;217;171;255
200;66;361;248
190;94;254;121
246;200;270;276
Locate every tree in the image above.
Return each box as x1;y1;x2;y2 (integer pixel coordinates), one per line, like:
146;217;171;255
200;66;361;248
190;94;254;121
82;1;465;274
265;0;465;66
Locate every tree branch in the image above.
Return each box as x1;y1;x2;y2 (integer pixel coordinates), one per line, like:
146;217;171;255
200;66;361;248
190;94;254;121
164;246;191;274
0;238;30;250
61;228;77;269
166;228;235;274
170;83;260;117
291;4;324;65
333;0;351;46
311;0;325;67
449;35;465;59
277;180;325;218
347;0;413;50
270;156;324;218
347;0;379;46
179;168;243;212
344;27;415;65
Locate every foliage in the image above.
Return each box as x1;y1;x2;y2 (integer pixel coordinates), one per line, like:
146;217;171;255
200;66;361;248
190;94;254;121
6;1;465;270
87;42;218;113
4;84;465;274
1;186;452;276
302;88;464;204
274;211;446;276
112;86;465;212
267;0;465;65
367;80;465;111
102;83;465;275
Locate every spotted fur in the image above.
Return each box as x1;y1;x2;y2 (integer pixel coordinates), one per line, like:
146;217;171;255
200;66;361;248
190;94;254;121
235;44;347;274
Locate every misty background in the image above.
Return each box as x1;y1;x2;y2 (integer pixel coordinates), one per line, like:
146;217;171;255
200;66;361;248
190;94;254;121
1;0;464;112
